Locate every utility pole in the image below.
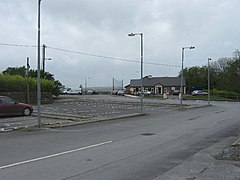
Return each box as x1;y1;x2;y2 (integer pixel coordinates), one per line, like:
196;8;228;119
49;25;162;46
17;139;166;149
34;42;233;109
113;78;115;92
26;57;30;104
85;78;87;94
85;77;90;94
140;33;143;113
208;58;212;106
37;0;41;128
42;44;46;74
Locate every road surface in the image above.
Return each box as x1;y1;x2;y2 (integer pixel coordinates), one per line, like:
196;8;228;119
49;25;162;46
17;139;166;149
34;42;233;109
0;101;239;179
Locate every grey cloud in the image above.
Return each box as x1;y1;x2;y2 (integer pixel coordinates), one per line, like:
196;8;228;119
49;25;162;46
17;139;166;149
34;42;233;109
0;0;239;87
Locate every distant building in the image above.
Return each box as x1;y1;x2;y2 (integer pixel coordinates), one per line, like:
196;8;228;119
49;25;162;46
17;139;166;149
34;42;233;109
125;75;186;95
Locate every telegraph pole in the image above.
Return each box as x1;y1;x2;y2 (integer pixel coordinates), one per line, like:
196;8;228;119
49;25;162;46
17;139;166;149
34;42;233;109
37;0;41;128
208;58;212;106
42;44;46;74
26;57;30;104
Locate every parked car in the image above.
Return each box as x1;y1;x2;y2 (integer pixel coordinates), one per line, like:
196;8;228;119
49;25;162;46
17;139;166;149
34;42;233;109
87;89;98;94
173;90;180;95
0;96;33;116
136;90;151;96
143;90;152;96
117;90;125;96
192;90;208;96
64;89;82;95
111;90;119;95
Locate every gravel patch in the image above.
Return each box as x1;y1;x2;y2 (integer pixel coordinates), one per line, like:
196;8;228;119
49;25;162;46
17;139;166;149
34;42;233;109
215;144;240;161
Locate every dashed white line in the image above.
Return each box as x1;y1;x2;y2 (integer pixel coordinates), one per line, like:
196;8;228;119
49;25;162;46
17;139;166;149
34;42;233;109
0;141;112;170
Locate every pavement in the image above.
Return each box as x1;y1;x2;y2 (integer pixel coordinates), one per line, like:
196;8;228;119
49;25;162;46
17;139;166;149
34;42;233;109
155;136;240;180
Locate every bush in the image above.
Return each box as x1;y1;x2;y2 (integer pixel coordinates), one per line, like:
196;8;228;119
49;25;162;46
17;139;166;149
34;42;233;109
212;88;240;99
0;74;57;96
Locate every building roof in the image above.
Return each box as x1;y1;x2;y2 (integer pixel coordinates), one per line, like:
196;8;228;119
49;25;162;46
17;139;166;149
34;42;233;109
130;76;186;87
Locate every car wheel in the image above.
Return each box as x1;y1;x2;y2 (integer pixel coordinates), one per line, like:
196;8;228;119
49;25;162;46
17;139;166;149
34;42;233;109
23;108;31;116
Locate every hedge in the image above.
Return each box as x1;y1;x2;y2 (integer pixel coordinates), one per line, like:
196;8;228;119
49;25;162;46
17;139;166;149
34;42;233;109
0;74;55;95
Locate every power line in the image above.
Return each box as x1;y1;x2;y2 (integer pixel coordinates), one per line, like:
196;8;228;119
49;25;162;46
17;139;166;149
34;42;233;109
0;42;37;48
48;46;181;68
47;46;140;63
0;42;181;68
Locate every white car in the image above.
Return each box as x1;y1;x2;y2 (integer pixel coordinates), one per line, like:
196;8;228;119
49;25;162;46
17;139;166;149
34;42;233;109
117;90;125;96
64;89;82;95
143;90;152;96
192;90;208;96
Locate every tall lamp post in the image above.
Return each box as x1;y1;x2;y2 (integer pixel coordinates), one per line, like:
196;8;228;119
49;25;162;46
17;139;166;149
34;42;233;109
180;46;195;109
208;58;212;106
128;32;144;113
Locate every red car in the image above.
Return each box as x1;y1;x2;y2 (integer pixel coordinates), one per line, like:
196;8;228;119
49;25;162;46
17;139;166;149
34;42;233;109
0;96;33;116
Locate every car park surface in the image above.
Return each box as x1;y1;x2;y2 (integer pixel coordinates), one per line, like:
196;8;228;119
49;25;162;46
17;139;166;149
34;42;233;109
0;94;222;132
0;94;182;132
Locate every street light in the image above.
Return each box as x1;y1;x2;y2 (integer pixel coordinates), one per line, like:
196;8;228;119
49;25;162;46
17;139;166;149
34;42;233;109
180;46;195;109
208;58;212;106
128;32;144;113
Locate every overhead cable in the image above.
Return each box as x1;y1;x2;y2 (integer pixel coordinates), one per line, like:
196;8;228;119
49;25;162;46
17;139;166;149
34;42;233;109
0;42;181;68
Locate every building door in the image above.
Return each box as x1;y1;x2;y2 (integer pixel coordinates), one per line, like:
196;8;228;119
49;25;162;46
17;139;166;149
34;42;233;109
156;87;162;94
158;87;162;94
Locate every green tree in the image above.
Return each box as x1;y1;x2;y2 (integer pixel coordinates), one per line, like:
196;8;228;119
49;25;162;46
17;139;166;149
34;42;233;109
233;49;240;60
179;50;240;94
3;66;55;81
224;59;240;93
180;66;208;92
209;57;232;90
2;66;26;77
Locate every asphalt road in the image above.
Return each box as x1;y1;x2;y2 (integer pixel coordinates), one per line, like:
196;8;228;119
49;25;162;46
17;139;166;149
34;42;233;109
0;99;240;179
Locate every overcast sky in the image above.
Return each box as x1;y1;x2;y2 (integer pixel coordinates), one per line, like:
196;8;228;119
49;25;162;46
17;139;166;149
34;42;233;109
0;0;239;88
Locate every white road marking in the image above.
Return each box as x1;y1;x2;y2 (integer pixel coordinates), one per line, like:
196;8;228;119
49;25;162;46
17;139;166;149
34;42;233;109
0;141;112;170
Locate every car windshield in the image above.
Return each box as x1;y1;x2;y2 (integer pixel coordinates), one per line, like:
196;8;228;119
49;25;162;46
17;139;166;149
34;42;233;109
1;97;16;104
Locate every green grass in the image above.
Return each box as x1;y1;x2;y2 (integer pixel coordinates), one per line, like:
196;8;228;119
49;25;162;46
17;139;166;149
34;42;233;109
144;95;164;99
183;95;239;101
